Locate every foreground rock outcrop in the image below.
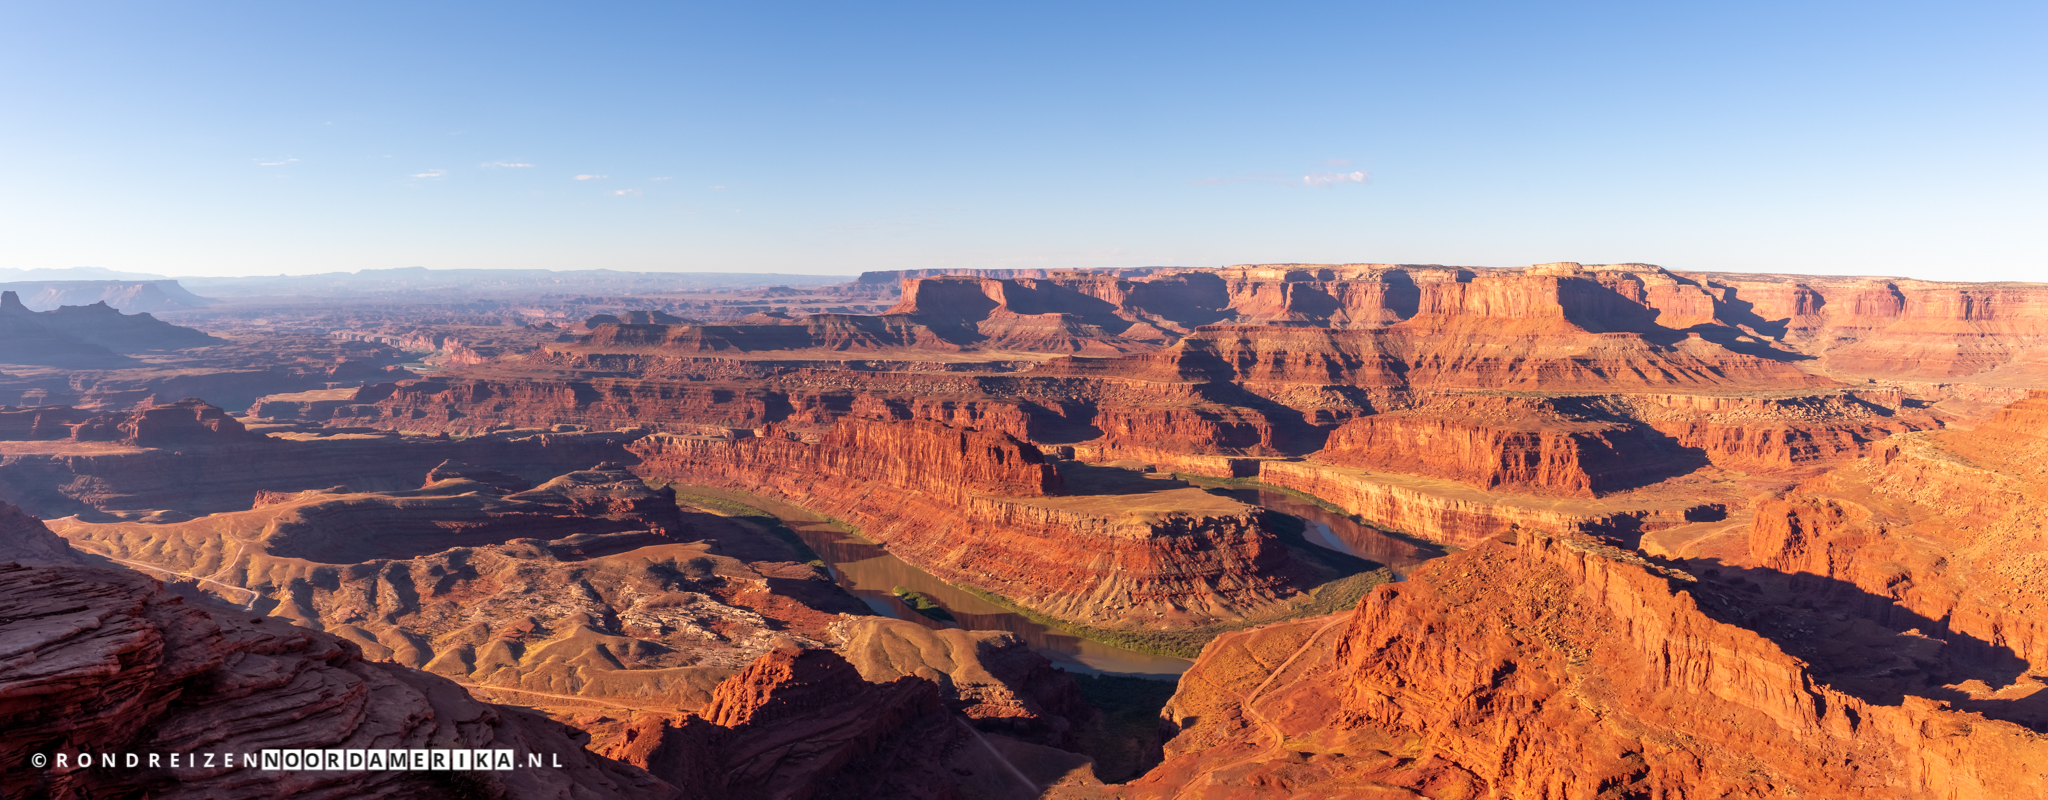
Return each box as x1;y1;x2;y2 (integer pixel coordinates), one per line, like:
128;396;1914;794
835;616;1089;747
601;644;1095;800
0;505;674;800
1741;389;2048;678
1077;528;2048;799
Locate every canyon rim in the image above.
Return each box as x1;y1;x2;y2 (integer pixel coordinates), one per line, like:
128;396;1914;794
1;262;2045;798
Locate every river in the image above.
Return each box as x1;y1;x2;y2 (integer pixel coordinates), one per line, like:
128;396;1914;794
686;483;1440;679
1217;487;1442;578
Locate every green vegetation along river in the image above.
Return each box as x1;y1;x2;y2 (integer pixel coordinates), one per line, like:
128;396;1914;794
672;482;1443;679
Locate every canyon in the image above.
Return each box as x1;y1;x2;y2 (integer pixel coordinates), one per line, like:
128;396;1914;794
2;261;2044;798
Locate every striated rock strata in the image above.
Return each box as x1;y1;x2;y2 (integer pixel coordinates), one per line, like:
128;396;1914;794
0;504;674;800
1082;528;2048;799
44;466;860;714
630;418;1328;628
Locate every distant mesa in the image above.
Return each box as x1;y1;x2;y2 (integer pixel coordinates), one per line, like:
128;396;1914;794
0;290;218;367
0;279;213;313
854;266;1181;284
585;309;690;329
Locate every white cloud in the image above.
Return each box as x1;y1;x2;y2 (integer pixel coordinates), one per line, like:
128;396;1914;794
711;185;726;190
650;176;673;181
574;174;607;180
481;161;534;168
1302;171;1368;187
412;169;448;178
256;157;298;166
612;188;642;196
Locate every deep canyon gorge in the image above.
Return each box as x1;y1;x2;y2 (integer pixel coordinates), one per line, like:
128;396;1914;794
3;261;2046;799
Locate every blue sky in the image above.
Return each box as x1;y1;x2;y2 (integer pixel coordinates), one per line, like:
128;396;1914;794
1;2;2041;280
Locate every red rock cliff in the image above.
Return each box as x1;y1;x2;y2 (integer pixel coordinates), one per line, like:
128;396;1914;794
1316;396;1695;497
1095;529;2048;799
1744;389;2048;672
630;419;1324;628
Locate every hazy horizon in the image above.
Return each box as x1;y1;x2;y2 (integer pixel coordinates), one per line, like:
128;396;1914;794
8;259;2042;286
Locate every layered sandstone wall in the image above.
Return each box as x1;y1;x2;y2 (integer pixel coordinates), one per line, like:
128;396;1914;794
577;315;962;353
1091;405;1283;456
1328;532;2048;798
1255;460;1712;548
1694;274;2048;383
630;419;1321;627
634;418;1059;502
1108;324;1834;394
1315;399;1685;497
1066;442;1261;478
1619;391;1935;472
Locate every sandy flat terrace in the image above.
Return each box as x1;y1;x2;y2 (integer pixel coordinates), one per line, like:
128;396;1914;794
264;431;400;441
1291;458;1739;515
254;388;360;402
999;484;1253;519
0;440;149;455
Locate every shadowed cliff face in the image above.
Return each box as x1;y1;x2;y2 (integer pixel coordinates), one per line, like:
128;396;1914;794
600;644;1094;800
1735;390;2048;698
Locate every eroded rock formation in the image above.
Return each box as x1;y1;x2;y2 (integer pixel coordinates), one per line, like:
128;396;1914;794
43;464;859;715
631;419;1332;628
602;644;1087;800
1740;390;2048;678
7;261;2047;798
0;399;257;447
0;505;675;800
1081;529;2048;799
